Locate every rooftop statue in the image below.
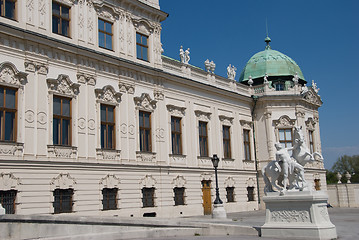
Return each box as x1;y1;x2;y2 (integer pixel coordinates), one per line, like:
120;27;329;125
184;48;190;64
179;46;185;63
227;64;237;80
262;126;323;194
312;80;320;93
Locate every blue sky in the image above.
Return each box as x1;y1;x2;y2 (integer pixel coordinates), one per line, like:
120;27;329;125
159;0;359;170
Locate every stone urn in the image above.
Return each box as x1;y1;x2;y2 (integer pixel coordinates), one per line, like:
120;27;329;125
345;171;351;183
336;172;342;184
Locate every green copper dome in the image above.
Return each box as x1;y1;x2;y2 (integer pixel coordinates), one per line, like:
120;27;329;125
238;38;305;83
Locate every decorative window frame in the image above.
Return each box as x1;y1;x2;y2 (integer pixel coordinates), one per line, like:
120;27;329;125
167;104;186;158
133;18;154;62
0;172;21;213
95;85;121;159
219;115;234;160
0;62;27;155
140;175;157;208
172;175;187;205
47;74;79;158
224;177;236;202
49;173;77;213
240;120;254;162
195;110;212;162
52;0;74;38
99;174;120;210
134;93;157;160
273;115;296;142
246;177;256;202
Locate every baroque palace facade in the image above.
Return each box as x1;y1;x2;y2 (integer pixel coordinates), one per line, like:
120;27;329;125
0;0;325;217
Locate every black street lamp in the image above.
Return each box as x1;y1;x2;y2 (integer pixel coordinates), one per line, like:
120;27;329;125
211;154;223;204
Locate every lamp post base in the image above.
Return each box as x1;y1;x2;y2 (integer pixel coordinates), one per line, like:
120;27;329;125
212;203;227;219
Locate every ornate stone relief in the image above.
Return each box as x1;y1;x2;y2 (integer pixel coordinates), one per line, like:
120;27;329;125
47;145;77;158
240;120;252;129
50;173;76;189
96;149;121;160
305;118;316;130
119;82;135;94
172;176;186;188
0;62;27;86
200;173;213;181
219;115;234;125
166;104;186;118
0;173;21;190
37;112;47;125
134;93;157;111
195;110;211;121
136;151;156;162
155;128;165;141
47;74;80;96
133;18;154;35
39;0;46;27
224;177;235;188
154;89;164;101
303;88;322;106
271;210;310;223
25;110;35;124
246;177;255;187
77;73;96;85
27;0;34;23
95;85;121;104
24;60;48;75
273;115;296;128
140;175;157;188
92;1;120;21
0;142;24;156
169;154;186;165
78;117;86;131
295;110;305;118
99;174;120;189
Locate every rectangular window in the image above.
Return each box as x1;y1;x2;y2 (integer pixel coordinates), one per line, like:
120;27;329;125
223;126;231;159
247;187;255;202
142;187;155;208
171;116;182;155
226;187;235;203
136;33;148;61
0;0;16;20
308;130;314;153
53;188;73;214
0;190;17;214
101;104;115;149
0;87;17;142
243;129;251;161
278;128;292;148
139;111;151;152
53;96;71;146
52;1;70;37
102;188;118;210
98;19;113;50
199;121;208;157
173;187;185;206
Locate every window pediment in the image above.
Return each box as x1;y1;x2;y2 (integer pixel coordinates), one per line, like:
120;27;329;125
134;93;157;111
305;117;316;130
133;18;154;35
240;120;252;129
0;62;27;87
140;175;157;188
47;74;80;97
0;173;20;191
273;115;295;128
172;175;186;188
95;85;121;104
195;110;211;121
93;1;121;21
219;115;234;125
99;174;120;188
167;104;186;117
225;177;235;188
50;173;76;189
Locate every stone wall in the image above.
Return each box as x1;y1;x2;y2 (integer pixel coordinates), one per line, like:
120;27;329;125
327;183;359;208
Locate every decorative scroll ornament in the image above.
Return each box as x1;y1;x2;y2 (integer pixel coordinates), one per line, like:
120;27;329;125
305;118;316;130
225;177;235;188
154;89;164;101
92;1;120;21
140;175;157;188
195;110;211;121
240;120;252;129
77;72;96;85
119;82;135;94
99;174;120;188
50;173;76;189
47;74;80;96
134;93;157;111
0;173;21;190
166;104;186;117
95;85;121;104
172;175;186;188
273;115;295;128
303;88;322;106
0;62;27;86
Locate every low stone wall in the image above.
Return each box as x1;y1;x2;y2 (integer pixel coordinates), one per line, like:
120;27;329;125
327;183;359;207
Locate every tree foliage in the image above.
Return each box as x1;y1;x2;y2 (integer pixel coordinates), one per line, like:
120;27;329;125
329;155;359;183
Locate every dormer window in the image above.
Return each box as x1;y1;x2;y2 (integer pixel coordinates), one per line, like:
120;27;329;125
98;19;113;50
0;0;16;20
275;82;284;91
52;1;70;37
136;33;148;61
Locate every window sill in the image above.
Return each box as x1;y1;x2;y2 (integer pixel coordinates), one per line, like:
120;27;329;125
96;148;121;160
47;145;77;158
222;158;235;161
0;141;23;156
136;151;156;162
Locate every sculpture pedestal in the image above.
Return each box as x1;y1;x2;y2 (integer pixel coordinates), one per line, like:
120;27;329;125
212;204;227;219
261;191;337;240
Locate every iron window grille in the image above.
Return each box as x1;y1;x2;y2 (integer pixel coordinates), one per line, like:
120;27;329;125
53;188;73;214
226;187;235;202
0;190;17;214
102;188;118;210
247;187;255;202
173;187;185;206
142;187;155;208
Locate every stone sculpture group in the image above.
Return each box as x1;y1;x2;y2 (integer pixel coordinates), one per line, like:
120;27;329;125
179;46;190;64
262;126;323;194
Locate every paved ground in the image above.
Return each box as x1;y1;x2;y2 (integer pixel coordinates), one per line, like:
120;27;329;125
131;208;359;240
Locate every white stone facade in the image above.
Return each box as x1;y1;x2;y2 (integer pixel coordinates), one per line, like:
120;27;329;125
0;0;325;217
